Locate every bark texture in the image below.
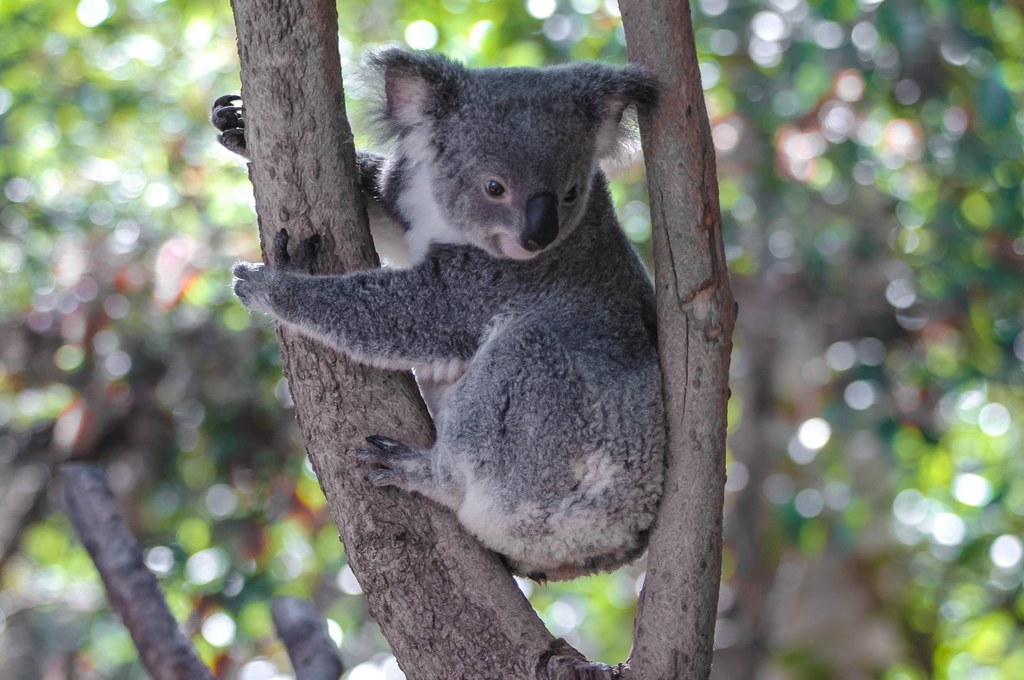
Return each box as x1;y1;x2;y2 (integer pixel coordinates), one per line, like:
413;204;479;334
227;1;570;677
61;464;214;680
271;597;344;680
620;3;737;680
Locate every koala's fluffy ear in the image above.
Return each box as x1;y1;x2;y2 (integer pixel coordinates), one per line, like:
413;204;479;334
579;64;660;161
365;48;466;137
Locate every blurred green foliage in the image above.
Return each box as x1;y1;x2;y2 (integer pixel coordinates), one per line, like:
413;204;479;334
0;0;1021;679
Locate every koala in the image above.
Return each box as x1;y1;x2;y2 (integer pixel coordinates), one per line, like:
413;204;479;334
211;49;664;580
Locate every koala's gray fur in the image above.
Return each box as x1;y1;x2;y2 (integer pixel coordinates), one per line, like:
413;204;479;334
222;49;664;580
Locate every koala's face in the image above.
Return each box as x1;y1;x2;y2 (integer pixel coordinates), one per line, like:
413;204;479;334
429;74;601;260
371;50;658;261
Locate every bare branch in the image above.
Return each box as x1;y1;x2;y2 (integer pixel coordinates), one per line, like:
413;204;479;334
271;597;343;680
620;2;737;679
0;462;48;573
61;463;214;680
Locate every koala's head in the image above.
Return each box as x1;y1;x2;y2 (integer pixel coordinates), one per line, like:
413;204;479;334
366;49;658;261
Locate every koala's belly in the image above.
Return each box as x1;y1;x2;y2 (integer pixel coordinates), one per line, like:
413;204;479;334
454;461;656;579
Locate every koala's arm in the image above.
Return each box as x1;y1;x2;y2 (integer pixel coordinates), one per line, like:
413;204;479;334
233;232;488;368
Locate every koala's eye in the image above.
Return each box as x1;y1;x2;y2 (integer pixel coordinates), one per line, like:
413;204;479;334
563;185;579;203
485;180;506;198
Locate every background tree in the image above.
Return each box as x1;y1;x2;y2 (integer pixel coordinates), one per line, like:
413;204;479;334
1;0;1022;679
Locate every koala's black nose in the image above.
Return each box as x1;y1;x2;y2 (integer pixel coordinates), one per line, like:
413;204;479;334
522;193;559;252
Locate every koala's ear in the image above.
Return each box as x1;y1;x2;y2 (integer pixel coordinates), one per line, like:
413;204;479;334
603;65;660;115
365;48;465;133
581;64;660;161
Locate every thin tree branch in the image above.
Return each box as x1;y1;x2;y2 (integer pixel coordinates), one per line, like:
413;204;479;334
271;597;343;680
0;462;49;573
225;1;573;677
620;3;737;679
61;463;214;680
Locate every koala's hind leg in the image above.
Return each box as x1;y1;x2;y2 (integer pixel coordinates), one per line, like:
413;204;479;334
356;435;461;509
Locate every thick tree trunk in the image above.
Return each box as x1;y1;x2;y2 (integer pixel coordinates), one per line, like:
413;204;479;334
226;1;574;678
620;3;736;680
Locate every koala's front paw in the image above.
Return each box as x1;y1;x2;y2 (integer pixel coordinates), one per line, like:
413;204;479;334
232;261;275;314
211;94;247;158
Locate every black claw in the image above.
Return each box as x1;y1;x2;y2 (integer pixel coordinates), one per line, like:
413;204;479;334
220;127;246;143
355;446;388;465
269;229;319;273
212;95;248;158
216;129;247;157
210;95;243;130
211;105;244;131
365;435;406;452
366;469;400;487
272;229;290;266
213;93;242;109
293;234;321;272
357;435;416;467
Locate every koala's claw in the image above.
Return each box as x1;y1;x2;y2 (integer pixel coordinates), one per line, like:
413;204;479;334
356;435;416;465
210;95;243;130
272;228;320;273
212;94;241;110
271;229;291;265
365;435;412;454
219;128;246;153
211;94;248;157
365;468;402;487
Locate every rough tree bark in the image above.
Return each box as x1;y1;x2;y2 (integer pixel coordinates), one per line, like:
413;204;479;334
227;0;733;678
621;3;737;680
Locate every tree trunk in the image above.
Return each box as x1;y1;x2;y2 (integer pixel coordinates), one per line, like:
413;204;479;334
620;3;737;679
226;0;572;678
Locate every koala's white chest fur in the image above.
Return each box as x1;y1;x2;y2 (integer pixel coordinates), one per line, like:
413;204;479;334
412;313;512;419
413;359;467;418
397;148;469;264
